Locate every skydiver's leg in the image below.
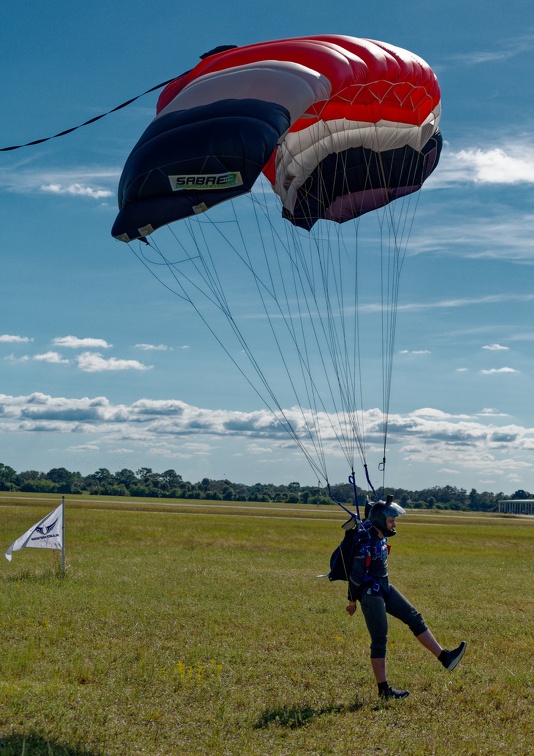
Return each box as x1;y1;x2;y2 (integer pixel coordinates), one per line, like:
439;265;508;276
360;591;388;666
384;585;428;638
385;585;441;655
415;629;443;657
385;585;466;667
370;657;386;684
416;629;467;671
360;590;410;699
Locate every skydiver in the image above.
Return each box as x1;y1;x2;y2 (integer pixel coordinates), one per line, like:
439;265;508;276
345;497;466;700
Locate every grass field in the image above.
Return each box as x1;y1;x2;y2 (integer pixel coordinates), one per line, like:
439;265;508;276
0;493;533;755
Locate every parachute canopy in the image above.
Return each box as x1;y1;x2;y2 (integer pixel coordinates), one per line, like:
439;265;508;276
112;35;441;241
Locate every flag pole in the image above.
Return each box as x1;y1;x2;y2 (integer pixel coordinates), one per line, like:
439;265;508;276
61;496;65;577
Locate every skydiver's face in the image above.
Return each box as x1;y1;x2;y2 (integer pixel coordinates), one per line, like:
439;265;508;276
385;517;396;531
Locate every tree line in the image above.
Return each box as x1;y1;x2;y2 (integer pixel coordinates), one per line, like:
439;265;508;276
1;462;531;511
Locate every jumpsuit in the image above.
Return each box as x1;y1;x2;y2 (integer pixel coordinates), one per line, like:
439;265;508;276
348;525;427;658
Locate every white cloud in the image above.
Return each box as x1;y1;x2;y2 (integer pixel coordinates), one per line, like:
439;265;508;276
4;354;30;362
450;32;534;67
397;293;534;313
40;183;113;199
0;334;33;343
504;474;522;484
179;442;212;453
479;408;511;417
0;164;120;196
479;367;519;375
426;143;534;189
76;351;153;372
482;344;509;351
33;351;70;365
398;349;431;355
458;148;534;184
246;443;274;455
134;343;174;351
53;336;112;349
407;205;534;262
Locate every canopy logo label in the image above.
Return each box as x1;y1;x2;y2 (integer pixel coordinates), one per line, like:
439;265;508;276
169;172;243;191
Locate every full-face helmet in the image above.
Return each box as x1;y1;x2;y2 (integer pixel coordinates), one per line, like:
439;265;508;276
368;495;406;537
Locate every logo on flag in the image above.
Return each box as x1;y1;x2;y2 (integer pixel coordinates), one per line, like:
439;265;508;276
35;519;58;536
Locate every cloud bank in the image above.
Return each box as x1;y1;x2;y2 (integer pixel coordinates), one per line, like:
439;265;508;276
1;392;533;486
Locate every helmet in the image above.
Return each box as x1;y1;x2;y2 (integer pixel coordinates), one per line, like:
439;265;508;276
368;495;406;537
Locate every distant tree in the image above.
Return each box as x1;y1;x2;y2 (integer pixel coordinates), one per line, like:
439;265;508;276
136;467;155;484
114;468;137;488
21;478;57;493
45;467;83;493
479;491;500;512
469;488;480;510
0;463;17;491
198;478;211;492
186;490;202;499
83;467;113;493
46;467;71;484
17;470;44;484
511;489;531;500
99;483;129;496
129;483;161;498
92;468;113;484
161;469;183;488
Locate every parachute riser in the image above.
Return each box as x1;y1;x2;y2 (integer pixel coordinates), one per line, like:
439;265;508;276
364;463;380;501
327;470;362;526
326;483;357;519
325;462;388;529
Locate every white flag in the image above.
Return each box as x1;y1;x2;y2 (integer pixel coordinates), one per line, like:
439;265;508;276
5;503;63;562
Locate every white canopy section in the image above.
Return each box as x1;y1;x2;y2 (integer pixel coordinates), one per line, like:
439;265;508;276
156;60;332;127
274;106;441;212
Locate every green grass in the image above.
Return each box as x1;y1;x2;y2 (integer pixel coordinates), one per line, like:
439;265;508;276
0;498;533;755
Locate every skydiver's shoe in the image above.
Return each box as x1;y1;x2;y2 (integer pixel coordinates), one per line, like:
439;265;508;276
439;641;467;671
378;684;410;700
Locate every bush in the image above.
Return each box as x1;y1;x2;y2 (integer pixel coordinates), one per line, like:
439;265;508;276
19;479;57;493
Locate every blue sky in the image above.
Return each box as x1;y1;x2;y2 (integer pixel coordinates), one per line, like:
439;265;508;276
2;1;534;494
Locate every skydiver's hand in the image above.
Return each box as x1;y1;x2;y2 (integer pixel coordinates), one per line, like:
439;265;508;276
346;602;357;616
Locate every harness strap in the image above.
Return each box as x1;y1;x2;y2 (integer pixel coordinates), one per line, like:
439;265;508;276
354;523;390;599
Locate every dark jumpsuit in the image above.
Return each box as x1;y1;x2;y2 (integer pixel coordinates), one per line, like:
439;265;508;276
348;525;427;658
